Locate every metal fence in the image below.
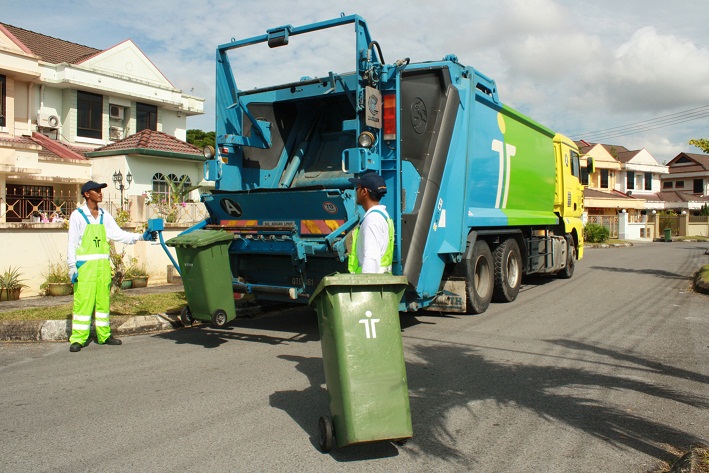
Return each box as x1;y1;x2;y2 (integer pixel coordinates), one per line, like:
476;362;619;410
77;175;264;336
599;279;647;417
1;194;207;226
587;215;619;238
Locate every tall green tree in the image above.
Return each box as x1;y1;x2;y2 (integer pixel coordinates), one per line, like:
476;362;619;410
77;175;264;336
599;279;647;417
186;129;216;149
689;138;709;153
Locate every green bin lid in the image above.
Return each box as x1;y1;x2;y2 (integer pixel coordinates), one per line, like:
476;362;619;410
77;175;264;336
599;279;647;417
309;272;408;305
165;229;234;248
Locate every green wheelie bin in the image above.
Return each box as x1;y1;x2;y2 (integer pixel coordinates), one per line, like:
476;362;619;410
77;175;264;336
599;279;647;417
310;273;412;452
166;229;236;328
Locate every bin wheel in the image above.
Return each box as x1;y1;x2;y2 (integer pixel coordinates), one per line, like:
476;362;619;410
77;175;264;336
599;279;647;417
180;306;194;326
395;438;409;446
318;415;334;453
211;309;228;329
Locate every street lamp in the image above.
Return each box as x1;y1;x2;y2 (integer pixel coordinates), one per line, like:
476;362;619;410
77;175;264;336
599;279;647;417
112;170;132;211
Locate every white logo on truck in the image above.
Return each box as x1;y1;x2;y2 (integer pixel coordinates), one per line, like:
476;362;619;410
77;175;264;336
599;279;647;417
492;139;517;209
358;310;380;339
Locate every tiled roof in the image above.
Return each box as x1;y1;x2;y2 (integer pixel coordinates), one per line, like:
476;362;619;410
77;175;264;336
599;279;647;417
615;149;639;164
0;22;101;64
654;191;709;203
92;129;202;156
584;188;639;200
0;133;91;160
667;153;709;173
30;132;88;160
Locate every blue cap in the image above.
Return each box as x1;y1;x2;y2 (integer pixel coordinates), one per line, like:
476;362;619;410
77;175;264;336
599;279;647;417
81;180;107;195
348;171;387;197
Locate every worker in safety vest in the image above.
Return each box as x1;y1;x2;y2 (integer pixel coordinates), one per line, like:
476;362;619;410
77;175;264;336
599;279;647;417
347;171;394;274
66;180;156;353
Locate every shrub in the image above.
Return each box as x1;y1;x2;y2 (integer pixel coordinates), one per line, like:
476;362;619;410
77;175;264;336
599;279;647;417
584;223;610;243
39;259;71;294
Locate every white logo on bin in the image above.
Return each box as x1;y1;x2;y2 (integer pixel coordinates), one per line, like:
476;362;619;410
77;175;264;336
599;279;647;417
359;310;380;339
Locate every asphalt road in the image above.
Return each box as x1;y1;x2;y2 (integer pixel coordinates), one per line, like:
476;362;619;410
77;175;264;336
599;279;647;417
1;242;707;472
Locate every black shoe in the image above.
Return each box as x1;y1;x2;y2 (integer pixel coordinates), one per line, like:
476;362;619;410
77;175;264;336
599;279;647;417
102;335;122;346
69;343;83;352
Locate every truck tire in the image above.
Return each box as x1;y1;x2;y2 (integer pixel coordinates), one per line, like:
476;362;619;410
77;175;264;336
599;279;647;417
492;238;522;303
557;236;575;279
465;240;494;314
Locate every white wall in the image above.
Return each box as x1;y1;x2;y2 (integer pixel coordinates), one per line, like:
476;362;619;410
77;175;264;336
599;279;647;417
0;226;184;296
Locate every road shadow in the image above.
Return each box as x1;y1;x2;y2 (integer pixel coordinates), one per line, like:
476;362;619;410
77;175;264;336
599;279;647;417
271;340;708;467
153;306;320;348
590;266;689;280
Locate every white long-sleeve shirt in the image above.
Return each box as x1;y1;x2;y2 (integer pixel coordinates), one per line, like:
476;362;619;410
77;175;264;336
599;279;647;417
357;204;390;274
67;205;142;269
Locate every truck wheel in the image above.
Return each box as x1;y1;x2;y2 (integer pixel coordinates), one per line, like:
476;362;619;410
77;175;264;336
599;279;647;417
211;309;228;328
465;240;494;314
492;238;522;303
180;306;194;326
557;237;575;279
318;415;334;453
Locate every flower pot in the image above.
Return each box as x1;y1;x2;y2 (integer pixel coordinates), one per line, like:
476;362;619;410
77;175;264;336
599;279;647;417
121;279;133;289
0;288;22;301
131;277;148;288
47;283;73;296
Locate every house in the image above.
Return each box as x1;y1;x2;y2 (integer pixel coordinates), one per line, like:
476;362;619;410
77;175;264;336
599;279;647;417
662;152;709;197
0;22;205;223
577;141;646;218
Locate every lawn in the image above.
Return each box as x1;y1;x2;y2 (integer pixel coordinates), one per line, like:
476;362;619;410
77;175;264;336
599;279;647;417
0;291;187;322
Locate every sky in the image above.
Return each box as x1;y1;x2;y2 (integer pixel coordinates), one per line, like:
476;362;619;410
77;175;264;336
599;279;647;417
3;0;709;163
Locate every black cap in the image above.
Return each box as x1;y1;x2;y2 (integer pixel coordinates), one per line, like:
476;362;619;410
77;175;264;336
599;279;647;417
348;171;387;197
81;180;108;195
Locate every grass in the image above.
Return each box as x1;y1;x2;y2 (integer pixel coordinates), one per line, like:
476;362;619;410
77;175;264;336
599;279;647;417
698;265;709;285
0;291;187;322
649;444;709;472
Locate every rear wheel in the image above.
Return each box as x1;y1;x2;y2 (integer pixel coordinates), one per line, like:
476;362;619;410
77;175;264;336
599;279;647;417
492;238;522;303
211;309;228;328
318;415;334;453
180;306;193;326
557;236;576;279
465;240;494;314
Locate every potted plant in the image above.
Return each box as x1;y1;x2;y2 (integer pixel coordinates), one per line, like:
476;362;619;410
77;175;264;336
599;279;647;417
109;242;131;292
40;259;74;296
0;266;28;301
125;259;149;288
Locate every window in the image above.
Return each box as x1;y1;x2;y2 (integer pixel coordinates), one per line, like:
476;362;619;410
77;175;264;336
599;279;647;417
600;169;609;188
77;91;103;139
580;168;589;186
626;171;635;190
137;102;157;131
570;150;580;178
694;178;703;194
152;173;192;204
663;181;673;189
645;172;652;191
675;180;684;188
0;74;6;128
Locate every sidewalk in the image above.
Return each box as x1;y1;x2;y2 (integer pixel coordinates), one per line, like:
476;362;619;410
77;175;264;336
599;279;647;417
0;284;186;342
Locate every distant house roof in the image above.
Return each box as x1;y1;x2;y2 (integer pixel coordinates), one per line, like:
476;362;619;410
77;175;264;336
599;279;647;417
86;129;203;161
0;23;101;64
665;152;709;174
0;133;89;161
584;188;639;200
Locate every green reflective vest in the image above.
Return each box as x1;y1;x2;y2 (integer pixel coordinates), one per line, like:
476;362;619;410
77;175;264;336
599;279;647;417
347;209;395;273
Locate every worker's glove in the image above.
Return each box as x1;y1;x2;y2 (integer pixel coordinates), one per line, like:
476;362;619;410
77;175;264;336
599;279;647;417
142;230;158;242
69;267;78;284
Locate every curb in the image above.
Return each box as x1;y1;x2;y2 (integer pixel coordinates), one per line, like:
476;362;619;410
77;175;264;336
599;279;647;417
0;313;183;342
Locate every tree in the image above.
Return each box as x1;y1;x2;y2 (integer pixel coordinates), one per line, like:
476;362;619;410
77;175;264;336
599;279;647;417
688;138;709;153
186;129;215;149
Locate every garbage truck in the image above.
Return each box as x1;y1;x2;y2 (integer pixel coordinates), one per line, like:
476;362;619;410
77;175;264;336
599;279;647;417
177;14;590;322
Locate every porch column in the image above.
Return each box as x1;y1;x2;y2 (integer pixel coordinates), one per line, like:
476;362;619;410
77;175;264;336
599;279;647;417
0;173;6;223
618;210;628;239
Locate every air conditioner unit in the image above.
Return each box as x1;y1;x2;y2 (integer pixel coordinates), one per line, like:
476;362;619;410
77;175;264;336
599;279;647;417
109;105;124;120
109;126;123;141
37;113;60;129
